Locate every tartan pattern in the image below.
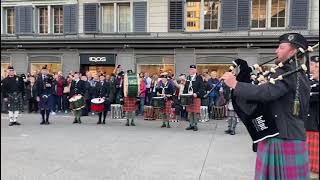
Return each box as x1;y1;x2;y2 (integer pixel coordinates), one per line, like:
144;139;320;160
255;138;309;180
123;97;137;112
162;100;173;115
144;106;154;120
7;93;23;111
307;131;319;173
186;97;201;113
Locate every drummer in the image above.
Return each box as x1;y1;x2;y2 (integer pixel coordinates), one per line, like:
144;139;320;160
183;65;205;131
69;72;86;124
123;70;137;126
156;74;175;128
95;74;111;124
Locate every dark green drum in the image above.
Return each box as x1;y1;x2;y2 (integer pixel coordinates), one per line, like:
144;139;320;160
124;73;138;97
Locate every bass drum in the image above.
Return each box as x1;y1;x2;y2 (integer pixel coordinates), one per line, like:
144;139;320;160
124;73;140;97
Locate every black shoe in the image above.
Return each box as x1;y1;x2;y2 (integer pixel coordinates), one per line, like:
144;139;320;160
97;121;102;124
15;122;21;125
230;131;235;135
9;122;15;126
193;126;198;131
40;121;45;125
102;121;106;124
125;122;130;126
45;121;50;125
130;122;136;126
224;130;232;134
72;119;77;124
186;126;194;130
161;123;166;128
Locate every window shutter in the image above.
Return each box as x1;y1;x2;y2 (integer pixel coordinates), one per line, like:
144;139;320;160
238;0;250;30
15;6;33;34
289;0;309;29
133;1;147;32
168;0;184;31
83;3;99;33
220;0;238;31
64;4;78;34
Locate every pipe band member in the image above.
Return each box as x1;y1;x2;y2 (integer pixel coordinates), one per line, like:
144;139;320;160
184;65;205;131
222;33;310;180
2;66;24;126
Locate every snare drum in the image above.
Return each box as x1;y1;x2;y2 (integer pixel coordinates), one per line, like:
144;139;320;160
180;94;193;106
111;104;123;119
69;95;85;110
144;106;154;120
152;97;165;109
91;98;105;112
212;105;227;119
199;106;209;122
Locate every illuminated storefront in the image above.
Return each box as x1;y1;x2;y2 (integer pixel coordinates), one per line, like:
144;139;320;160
136;55;174;76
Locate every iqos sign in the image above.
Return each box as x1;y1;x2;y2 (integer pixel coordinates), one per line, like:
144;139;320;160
80;54;116;65
89;57;106;62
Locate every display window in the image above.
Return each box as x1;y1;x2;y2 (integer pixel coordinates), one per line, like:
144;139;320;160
30;63;62;74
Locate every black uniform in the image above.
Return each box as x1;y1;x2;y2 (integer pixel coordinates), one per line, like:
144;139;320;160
95;80;111;124
36;73;55;124
305;79;319;131
2;75;25;112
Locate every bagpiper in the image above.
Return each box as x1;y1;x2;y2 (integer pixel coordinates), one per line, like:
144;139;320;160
156;75;175;128
36;65;55;125
183;65;205;131
2;66;25;126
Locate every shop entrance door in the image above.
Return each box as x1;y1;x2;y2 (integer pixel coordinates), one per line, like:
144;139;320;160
80;65;115;76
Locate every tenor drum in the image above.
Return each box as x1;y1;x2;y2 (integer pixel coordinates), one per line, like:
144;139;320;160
152;97;165;108
111;104;123;119
180;94;193;106
124;73;139;97
90;98;105;112
69;95;85;110
144;106;154;120
200;106;209;122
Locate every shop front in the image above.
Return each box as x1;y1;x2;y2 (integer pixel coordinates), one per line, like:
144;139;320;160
29;55;62;75
196;55;234;77
80;54;116;76
1;55;11;78
136;55;174;76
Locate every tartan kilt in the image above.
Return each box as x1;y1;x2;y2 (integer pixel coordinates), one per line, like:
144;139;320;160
7;93;24;111
38;94;54;110
307;131;319;173
123;97;137;112
161;100;173;114
255;138;309;180
186;97;201;113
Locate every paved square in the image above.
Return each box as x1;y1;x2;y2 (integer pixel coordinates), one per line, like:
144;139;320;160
1;113;256;180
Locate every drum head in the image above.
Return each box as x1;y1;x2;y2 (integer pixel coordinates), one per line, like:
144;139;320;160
91;98;105;103
181;94;192;96
152;97;164;99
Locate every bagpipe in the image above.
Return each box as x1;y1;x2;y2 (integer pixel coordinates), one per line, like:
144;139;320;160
221;42;319;143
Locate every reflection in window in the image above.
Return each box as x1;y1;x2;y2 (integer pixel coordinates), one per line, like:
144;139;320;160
203;0;219;30
251;0;267;28
102;4;114;32
6;8;15;34
118;4;131;32
53;6;63;34
186;0;201;31
271;0;286;28
39;7;49;34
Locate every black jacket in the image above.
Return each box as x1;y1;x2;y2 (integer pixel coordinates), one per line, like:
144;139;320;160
69;80;86;97
95;81;111;99
25;83;38;100
183;74;205;98
234;62;310;140
305;80;319;131
36;74;55;96
2;75;25;98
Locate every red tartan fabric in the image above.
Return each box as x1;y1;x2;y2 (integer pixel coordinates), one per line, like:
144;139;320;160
161;100;173;115
186;97;201;113
307;131;319;173
123;97;137;112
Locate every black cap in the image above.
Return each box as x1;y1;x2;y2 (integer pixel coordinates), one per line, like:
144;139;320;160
310;55;319;63
118;71;125;76
42;65;48;70
189;65;196;69
7;65;14;70
160;75;168;78
127;70;133;74
279;33;308;50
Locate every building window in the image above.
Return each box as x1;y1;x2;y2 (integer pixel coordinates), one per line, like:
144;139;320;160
39;7;49;34
102;4;114;32
251;0;287;29
118;3;131;32
53;6;63;34
186;0;201;31
6;8;15;34
203;0;219;30
186;0;220;31
251;0;267;28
